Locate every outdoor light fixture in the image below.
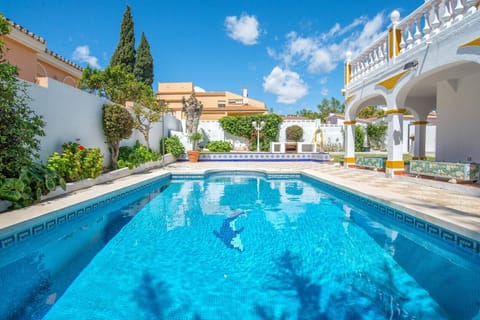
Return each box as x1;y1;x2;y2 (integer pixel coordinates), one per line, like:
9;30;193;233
404;60;418;70
252;120;266;152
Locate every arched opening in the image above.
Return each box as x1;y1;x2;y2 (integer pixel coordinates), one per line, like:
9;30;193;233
398;61;480;162
35;62;48;84
63;76;77;87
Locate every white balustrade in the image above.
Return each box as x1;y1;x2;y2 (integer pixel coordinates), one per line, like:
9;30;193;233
346;0;477;86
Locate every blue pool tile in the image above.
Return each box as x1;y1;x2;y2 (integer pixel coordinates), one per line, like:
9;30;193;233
32;224;45;235
415;220;426;230
46;219;56;229
427;225;440;236
441;230;456;243
0;235;15;248
17;229;31;241
457;236;475;252
405;216;414;225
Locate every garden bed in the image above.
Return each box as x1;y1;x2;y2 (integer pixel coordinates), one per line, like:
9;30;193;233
0;155;176;213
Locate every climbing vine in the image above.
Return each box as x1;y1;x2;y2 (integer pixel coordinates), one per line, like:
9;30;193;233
219;114;282;151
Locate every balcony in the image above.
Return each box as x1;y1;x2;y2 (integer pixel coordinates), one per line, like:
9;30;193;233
345;0;479;89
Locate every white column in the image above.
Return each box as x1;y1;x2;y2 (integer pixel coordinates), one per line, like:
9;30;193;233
412;121;428;159
344;121;356;168
386;109;405;177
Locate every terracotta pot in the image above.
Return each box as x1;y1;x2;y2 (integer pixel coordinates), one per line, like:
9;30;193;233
187;150;200;162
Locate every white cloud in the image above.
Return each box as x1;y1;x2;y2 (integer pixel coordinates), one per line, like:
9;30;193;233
319;77;328;85
72;45;100;69
194;86;206;93
321;87;329;96
270;12;386;75
225;14;260;45
263;66;308;104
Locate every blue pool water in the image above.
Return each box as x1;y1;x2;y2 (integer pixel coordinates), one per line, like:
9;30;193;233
1;173;479;319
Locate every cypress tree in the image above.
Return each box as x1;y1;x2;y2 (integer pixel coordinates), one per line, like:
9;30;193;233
110;5;135;73
134;32;154;86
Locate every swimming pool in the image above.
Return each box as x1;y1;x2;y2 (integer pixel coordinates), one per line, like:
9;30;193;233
0;172;479;319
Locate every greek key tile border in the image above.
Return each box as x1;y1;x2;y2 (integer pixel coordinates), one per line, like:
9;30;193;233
303;175;480;257
179;152;330;162
0;176;170;250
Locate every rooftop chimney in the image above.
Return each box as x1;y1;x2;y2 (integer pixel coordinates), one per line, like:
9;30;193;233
242;87;248;105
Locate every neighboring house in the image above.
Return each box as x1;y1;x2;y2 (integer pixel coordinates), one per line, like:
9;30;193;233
1;17;83;87
156;82;268;120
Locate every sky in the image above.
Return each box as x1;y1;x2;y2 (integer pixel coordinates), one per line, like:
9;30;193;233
1;0;422;115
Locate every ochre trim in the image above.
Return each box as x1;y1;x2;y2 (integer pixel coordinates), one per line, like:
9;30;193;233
345;95;355;106
376;70;409;91
459;37;480;48
386;160;404;169
344;157;356;163
343;120;356;125
344;63;352;85
385;108;406;115
412;121;428;125
388;27;402;59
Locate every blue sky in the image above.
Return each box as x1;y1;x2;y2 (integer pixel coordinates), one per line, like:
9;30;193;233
1;0;421;115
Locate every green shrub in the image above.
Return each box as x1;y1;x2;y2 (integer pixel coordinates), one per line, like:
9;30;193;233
285;125;303;142
219;114;283;151
160;136;185;158
206;141;233;152
0;163;66;209
102;103;134;169
366;123;387;150
355;125;365;152
47;142;104;182
117;141;160;169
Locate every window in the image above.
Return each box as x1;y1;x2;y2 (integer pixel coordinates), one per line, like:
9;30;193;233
218;100;226;108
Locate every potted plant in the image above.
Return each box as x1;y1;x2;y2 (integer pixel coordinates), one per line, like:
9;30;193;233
187;132;203;162
182;95;204;162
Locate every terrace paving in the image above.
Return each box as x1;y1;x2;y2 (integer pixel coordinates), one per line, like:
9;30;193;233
1;161;479;243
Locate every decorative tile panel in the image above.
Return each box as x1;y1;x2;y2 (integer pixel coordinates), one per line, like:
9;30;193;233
178;152;330;162
410;160;479;182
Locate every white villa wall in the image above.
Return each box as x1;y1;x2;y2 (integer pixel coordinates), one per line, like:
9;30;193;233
27;78;110;163
26;78;180;166
425;125;436;154
436;73;480;163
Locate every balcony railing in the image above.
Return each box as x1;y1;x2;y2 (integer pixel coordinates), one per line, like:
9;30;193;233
346;0;478;85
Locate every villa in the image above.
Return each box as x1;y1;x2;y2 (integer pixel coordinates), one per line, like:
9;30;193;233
0;18;83;87
342;2;480;177
156;81;268;120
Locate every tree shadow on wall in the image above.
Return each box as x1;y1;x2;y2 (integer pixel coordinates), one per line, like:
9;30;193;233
255;250;420;320
133;271;204;320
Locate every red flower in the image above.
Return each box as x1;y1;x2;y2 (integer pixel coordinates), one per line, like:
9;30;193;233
78;145;85;150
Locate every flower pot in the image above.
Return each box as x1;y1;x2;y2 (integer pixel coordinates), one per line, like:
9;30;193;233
187;150;200;162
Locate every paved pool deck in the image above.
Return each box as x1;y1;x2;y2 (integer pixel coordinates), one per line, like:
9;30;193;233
1;161;479;242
